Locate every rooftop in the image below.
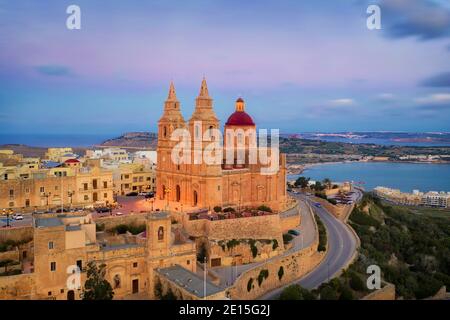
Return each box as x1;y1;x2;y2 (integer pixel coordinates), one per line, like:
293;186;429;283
156;265;224;298
35;217;63;228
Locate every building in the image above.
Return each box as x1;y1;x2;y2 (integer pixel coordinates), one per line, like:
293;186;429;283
421;191;450;208
0;211;217;300
44;148;76;162
155;79;287;212
115;163;156;195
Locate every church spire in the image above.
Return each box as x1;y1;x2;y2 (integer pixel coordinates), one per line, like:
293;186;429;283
167;81;177;101
199;77;210;98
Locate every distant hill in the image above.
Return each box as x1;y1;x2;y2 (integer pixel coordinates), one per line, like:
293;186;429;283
99;132;158;149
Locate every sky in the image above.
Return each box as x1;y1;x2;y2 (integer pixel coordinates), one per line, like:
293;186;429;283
1;0;450;136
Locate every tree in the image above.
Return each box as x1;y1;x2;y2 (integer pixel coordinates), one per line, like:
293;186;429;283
0;259;15;273
349;271;365;292
82;261;114;300
213;206;222;213
319;285;339;300
295;176;310;189
279;285;316;300
322;178;332;190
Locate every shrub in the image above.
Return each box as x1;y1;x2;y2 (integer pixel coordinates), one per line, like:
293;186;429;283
328;198;337;205
349;272;365;291
257;205;272;213
249;240;258;258
257;269;269;286
278;266;284;281
315;214;327;252
339;284;355;300
226;239;240;250
247;278;254;292
272;239;279;250
223;207;235;213
319;285;339;300
213;206;222;213
283;233;293;244
279;285;316;300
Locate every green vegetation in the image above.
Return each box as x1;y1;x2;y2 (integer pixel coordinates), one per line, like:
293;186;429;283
0;259;20;276
257;205;272;213
109;224;146;235
223;207;236;213
272;239;279;250
294;176;310;188
257;269;269;286
196;242;207;263
278;266;284;281
213;206;222;213
283;233;293;244
279;285;316;300
96;223;105;232
247;278;254;292
226;239;240;250
315;214;327;252
0;238;32;253
249;240;258;258
347;193;450;299
82;261;114;300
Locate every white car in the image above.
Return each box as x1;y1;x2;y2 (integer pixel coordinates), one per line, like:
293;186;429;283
115;212;124;216
12;214;24;220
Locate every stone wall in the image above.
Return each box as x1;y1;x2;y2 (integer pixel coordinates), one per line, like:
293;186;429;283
95;214;148;231
228;239;324;300
313;197;353;221
0;248;19;262
184;214;283;244
0;227;33;243
0;273;35;299
361;283;396;300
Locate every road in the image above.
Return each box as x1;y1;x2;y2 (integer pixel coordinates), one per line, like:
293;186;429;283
259;192;359;299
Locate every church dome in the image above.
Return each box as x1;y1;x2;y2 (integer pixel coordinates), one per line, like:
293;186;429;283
225;111;255;126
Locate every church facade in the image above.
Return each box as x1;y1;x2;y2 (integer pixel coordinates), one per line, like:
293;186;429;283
156;79;287;212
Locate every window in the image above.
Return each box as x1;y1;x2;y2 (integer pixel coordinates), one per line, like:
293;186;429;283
187;260;190;265
83;183;88;191
60;289;64;294
76;260;82;270
133;262;138;268
48;241;54;249
84;195;89;201
9;189;14;198
25;199;30;207
158;226;164;241
104;193;107;199
40;186;45;193
25;188;30;193
55;186;58;191
8;202;14;207
163;126;167;138
50;262;56;272
103;181;108;188
48;291;52;296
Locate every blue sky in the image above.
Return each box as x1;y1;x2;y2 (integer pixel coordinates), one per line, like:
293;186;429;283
1;0;450;135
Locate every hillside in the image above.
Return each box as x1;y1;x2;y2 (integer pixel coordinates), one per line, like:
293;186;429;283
347;194;450;299
99;132;158;149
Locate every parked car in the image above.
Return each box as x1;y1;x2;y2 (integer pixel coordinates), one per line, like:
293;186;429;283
314;203;322;208
144;192;155;199
115;212;124;216
96;207;110;213
12;214;24;220
126;192;139;197
288;229;300;236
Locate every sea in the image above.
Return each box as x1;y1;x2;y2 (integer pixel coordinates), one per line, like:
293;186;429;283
0;134;113;148
289;162;450;193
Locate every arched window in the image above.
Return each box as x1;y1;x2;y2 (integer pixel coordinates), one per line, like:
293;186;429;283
176;185;181;202
161;185;166;200
113;274;121;289
158;226;164;241
193;191;198;206
163;126;167;138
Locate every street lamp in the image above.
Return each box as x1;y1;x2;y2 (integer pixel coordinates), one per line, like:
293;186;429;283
43;192;52;212
67;191;75;210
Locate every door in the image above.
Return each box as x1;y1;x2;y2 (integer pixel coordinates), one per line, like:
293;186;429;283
193;191;198;206
67;290;75;300
132;279;139;294
211;258;221;267
93;192;98;202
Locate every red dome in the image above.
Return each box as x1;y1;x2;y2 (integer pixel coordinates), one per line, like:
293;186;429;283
225;111;255;126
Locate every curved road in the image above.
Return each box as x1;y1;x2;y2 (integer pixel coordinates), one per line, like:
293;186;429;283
260;192;359;299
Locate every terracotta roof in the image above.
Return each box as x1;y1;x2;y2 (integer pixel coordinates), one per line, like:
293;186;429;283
64;159;80;163
225;111;255;126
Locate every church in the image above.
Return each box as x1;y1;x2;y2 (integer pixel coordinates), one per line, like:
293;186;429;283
155;79;287;212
